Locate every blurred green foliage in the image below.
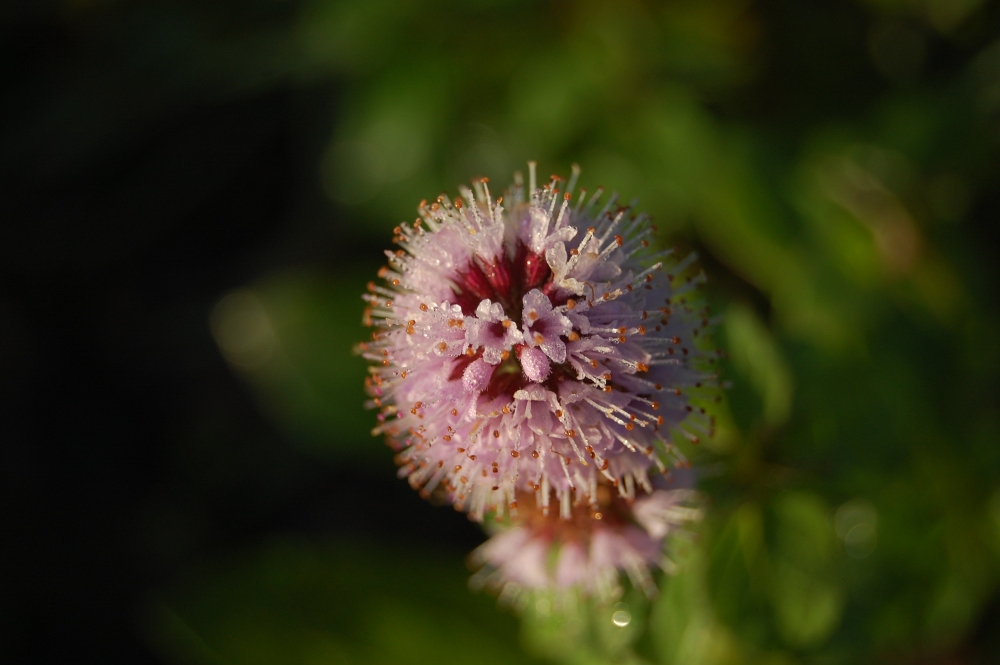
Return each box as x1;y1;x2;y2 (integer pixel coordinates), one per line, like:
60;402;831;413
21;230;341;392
39;0;1000;662
146;538;540;665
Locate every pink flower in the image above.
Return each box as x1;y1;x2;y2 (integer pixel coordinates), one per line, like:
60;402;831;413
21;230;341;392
470;477;701;602
360;164;718;522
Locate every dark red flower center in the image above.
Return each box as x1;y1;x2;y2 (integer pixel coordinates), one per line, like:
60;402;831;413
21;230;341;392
451;241;553;318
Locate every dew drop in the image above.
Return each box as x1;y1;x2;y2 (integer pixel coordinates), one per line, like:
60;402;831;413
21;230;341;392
611;605;631;627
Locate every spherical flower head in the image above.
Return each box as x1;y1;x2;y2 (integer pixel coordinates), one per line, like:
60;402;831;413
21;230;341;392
360;163;719;522
470;474;702;605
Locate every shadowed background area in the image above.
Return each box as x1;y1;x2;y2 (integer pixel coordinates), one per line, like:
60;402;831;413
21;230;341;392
2;1;1000;663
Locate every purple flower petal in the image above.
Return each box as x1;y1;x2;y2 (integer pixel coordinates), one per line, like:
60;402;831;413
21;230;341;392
520;346;551;383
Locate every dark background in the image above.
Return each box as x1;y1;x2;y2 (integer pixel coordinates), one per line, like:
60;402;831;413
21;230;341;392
1;28;488;663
